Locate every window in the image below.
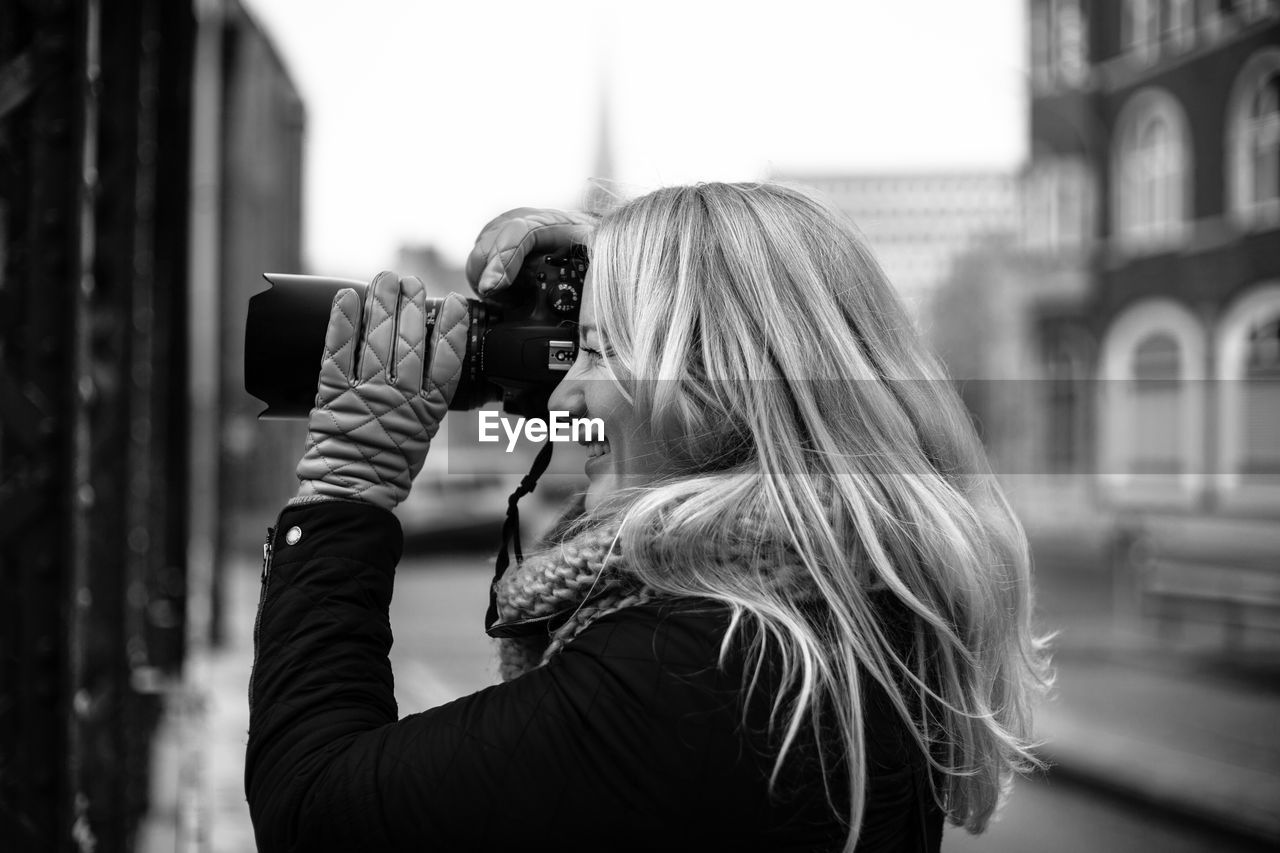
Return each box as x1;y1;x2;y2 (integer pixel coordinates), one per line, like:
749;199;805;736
1121;113;1181;239
1164;0;1197;51
1197;1;1277;40
1198;0;1224;40
1042;328;1089;473
1215;285;1280;502
1241;317;1280;481
1123;0;1161;62
1099;299;1206;503
1131;334;1183;474
1239;0;1280;24
1113;89;1191;250
1055;0;1088;85
1135;116;1175;225
1227;49;1280;228
1033;0;1089;90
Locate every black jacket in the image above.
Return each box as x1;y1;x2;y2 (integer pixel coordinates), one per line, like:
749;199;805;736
245;500;944;852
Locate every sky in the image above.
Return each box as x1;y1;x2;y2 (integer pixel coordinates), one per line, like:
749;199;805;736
244;0;1027;277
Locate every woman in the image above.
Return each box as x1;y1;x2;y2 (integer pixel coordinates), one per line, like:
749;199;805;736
246;182;1052;852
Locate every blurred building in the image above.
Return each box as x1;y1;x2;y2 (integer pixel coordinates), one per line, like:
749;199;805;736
773;172;1019;315
1021;0;1280;498
196;0;308;642
1010;0;1280;647
212;0;307;518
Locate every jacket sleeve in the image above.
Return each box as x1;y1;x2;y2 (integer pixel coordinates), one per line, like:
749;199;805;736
243;501;788;853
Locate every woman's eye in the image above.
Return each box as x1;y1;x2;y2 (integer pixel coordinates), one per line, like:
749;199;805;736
578;345;603;362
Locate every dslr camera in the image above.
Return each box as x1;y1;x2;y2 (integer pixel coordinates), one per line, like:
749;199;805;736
244;245;587;419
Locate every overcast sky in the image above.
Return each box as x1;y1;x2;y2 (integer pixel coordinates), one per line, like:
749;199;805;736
245;0;1027;277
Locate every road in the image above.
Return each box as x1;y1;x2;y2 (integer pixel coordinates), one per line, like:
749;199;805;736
389;554;1271;853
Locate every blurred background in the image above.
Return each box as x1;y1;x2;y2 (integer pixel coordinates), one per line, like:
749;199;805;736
0;0;1277;850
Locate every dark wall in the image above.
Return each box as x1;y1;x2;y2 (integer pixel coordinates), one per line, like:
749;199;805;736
0;1;195;850
1097;228;1280;327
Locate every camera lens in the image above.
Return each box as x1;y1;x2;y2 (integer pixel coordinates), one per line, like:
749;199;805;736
244;274;490;419
245;246;586;421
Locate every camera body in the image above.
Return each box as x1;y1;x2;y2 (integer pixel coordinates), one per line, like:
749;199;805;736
244;245;587;419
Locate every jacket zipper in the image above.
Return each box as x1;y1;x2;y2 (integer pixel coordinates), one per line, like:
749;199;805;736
248;525;275;711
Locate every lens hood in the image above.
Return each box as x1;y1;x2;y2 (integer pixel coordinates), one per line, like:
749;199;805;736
244;274;367;419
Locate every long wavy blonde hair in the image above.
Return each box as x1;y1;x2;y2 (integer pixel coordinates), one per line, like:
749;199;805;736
545;182;1052;848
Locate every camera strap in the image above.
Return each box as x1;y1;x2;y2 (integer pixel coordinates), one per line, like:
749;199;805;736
484;440;556;638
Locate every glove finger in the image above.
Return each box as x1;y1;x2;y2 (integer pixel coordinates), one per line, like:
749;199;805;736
465;208;594;298
464;207;542;290
358;271;400;383
424;293;470;414
393;275;427;395
476;221;591;297
317;288;363;400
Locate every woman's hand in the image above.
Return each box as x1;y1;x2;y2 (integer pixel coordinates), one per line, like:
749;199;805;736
292;271;469;511
465;207;596;298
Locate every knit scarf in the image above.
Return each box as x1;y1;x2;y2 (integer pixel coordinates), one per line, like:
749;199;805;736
490;493;837;682
490;494;652;680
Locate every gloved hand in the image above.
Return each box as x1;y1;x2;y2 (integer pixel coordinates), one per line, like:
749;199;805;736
292;271;470;511
464;207;596;298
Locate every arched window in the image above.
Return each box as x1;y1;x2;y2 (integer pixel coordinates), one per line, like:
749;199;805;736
1113;89;1192;251
1242;318;1280;479
1132;115;1175;227
1132;334;1183;474
1042;326;1090;474
1215;284;1280;505
1227;48;1280;228
1099;299;1206;504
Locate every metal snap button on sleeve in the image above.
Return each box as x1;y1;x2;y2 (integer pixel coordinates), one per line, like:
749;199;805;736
285;526;302;545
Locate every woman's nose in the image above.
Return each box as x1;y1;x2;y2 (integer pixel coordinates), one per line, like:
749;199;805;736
546;367;585;417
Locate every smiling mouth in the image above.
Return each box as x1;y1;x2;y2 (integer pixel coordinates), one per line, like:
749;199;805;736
585;439;610;459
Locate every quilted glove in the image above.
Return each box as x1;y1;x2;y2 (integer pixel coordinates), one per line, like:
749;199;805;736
291;271;469;511
464;207;596;298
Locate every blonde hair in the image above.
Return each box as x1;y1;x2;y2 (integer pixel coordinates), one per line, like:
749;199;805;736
545;182;1052;848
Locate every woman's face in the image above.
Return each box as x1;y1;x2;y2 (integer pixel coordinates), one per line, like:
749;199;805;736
546;274;669;511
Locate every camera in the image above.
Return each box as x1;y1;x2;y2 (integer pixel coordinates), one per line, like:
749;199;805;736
244;245;587;419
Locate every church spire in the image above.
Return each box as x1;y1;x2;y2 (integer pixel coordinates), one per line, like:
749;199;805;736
584;66;616;214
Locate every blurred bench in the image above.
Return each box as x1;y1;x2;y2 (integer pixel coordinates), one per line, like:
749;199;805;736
1114;514;1280;650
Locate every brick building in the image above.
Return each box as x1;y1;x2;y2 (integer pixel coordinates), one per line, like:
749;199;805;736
1025;0;1279;516
1017;0;1280;648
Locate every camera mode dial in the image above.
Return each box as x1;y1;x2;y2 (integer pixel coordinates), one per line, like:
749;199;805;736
550;281;579;315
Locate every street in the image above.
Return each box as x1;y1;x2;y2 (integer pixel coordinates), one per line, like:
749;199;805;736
944;775;1272;853
389;554;1271;853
